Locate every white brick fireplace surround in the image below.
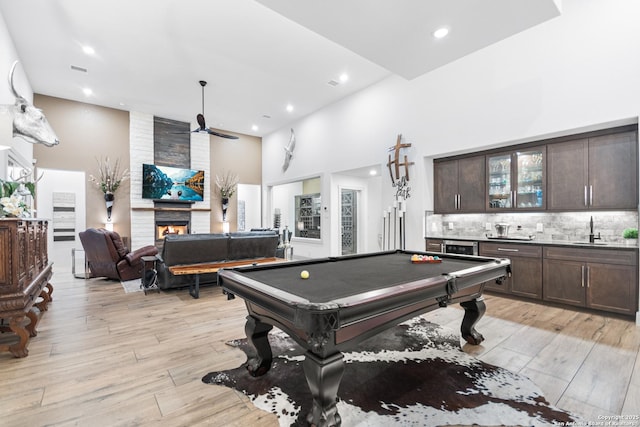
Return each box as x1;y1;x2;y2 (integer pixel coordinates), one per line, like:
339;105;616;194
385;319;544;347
129;112;210;249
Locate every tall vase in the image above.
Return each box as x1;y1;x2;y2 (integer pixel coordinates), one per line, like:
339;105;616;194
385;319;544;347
104;191;114;221
221;197;229;221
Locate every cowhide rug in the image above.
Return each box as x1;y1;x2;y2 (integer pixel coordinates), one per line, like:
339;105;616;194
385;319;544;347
203;317;579;426
121;279;142;293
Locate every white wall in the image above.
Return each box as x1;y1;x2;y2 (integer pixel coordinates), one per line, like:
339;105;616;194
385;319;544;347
189;130;211;234
129;111;155;249
262;0;640;255
0;10;34;173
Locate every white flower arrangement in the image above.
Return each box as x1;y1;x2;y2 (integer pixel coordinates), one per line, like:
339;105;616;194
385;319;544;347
89;157;129;194
0;175;35;218
0;194;29;218
215;170;239;199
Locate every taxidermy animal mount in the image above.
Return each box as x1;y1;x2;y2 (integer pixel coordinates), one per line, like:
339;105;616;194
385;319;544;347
282;128;296;172
1;60;59;147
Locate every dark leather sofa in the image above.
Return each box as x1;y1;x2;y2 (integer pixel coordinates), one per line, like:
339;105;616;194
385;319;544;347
79;228;159;281
156;230;279;290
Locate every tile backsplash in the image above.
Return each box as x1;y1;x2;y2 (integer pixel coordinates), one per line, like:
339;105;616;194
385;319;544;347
425;211;639;243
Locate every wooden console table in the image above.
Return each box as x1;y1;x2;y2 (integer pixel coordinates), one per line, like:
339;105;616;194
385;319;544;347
0;219;54;358
169;257;281;299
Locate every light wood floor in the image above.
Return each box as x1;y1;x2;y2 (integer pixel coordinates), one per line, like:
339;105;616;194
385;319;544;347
1;269;639;426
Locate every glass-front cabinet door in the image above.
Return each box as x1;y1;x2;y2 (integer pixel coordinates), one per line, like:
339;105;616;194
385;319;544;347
515;148;545;209
488;154;512;209
487;146;545;210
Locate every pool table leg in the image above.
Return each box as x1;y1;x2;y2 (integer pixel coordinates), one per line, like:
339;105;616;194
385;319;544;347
303;351;344;427
244;316;274;377
460;297;486;345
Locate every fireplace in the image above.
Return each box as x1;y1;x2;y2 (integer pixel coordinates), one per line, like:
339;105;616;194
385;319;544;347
156;221;189;240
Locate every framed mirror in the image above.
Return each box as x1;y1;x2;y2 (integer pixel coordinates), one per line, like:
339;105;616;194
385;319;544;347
271;176;321;240
236;183;261;231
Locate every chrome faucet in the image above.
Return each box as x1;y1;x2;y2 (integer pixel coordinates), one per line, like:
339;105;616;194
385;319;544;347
589;216;601;243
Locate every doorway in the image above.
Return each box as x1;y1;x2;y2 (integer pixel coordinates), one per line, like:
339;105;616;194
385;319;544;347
341;189;358;255
36;168;87;273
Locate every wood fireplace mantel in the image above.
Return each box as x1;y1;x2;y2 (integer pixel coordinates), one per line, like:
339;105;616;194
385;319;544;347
132;207;211;212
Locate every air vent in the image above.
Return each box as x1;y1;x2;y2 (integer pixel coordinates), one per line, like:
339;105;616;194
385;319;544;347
70;65;88;73
327;79;339;86
262;114;271;119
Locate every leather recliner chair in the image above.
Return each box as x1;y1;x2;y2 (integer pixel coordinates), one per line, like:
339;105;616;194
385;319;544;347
79;228;158;281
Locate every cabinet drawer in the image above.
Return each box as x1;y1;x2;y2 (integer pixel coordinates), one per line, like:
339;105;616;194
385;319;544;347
425;239;443;252
479;242;542;258
543;247;638;266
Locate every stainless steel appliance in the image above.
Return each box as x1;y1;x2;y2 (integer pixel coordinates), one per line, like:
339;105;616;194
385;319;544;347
443;240;478;255
495;223;510;238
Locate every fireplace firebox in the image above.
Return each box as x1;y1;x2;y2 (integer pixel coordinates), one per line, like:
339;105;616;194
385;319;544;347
156;221;189;240
153;201;192;249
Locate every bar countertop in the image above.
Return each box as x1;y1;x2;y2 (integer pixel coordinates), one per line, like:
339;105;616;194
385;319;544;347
425;235;639;250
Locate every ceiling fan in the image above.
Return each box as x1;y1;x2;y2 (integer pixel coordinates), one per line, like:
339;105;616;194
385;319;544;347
192;80;239;139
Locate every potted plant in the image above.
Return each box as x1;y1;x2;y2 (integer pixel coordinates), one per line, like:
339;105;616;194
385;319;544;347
622;227;638;246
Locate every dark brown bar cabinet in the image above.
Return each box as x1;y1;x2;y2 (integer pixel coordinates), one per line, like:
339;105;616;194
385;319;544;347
0;218;53;357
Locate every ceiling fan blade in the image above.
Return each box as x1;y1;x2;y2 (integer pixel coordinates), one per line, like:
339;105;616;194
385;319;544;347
165;128;238;139
207;128;239;139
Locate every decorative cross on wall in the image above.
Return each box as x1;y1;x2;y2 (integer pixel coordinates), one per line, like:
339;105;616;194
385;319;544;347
383;134;414;252
386;134;414;199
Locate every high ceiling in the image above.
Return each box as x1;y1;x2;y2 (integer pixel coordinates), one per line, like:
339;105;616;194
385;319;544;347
0;0;560;137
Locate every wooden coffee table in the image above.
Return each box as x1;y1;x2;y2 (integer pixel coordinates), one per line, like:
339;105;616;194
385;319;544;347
169;257;282;298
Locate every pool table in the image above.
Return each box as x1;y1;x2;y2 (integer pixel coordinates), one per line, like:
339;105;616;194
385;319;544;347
217;250;511;427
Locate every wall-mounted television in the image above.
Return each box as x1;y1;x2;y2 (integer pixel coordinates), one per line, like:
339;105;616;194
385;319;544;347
142;164;204;202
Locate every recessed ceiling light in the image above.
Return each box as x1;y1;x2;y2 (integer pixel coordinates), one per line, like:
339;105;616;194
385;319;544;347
369;169;377;176
339;73;349;83
286;104;294;113
251;125;258;131
433;27;449;39
82;87;93;96
82;45;95;55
